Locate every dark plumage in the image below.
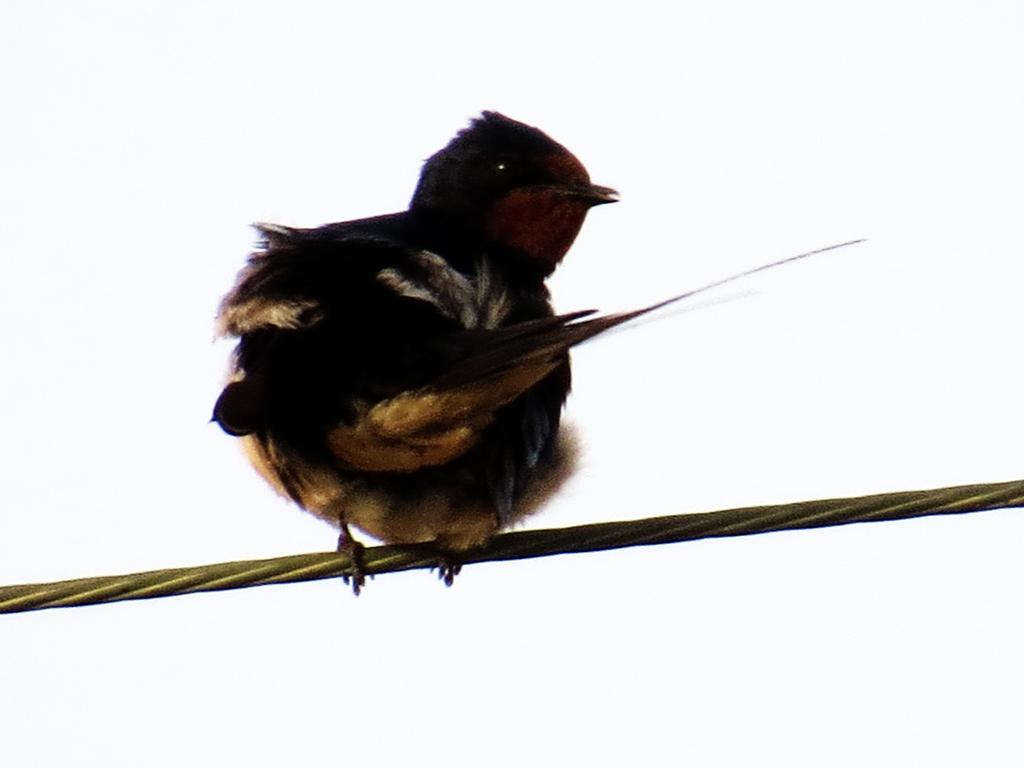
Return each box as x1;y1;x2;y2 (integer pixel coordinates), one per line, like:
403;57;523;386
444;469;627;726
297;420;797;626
215;112;624;585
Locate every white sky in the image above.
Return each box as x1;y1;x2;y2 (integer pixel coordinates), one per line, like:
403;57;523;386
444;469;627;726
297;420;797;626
2;1;1022;765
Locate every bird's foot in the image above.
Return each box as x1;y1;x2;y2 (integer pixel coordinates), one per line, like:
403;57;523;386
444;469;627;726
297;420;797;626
432;554;463;587
337;524;369;595
429;529;490;587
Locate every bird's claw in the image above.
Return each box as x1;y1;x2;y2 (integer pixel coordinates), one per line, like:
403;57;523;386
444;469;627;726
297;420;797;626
337;525;368;595
433;556;463;587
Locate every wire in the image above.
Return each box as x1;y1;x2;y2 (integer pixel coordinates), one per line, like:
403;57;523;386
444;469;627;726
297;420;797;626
2;477;1022;614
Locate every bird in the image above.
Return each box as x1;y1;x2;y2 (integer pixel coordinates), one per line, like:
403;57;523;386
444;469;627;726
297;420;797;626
214;111;623;590
213;110;859;591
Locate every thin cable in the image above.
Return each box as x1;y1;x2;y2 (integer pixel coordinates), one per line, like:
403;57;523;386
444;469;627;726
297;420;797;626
1;477;1021;614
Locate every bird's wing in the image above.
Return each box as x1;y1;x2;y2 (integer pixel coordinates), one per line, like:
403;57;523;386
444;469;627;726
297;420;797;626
323;306;648;474
213;222;467;436
215;221;694;472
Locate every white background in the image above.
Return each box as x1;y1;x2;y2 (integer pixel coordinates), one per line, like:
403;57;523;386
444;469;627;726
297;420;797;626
2;2;1022;765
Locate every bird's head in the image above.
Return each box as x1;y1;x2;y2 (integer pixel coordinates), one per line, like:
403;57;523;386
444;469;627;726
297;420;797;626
410;112;617;275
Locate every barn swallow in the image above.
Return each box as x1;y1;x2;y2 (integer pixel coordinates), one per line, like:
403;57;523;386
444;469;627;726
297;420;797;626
214;112;622;589
214;111;858;591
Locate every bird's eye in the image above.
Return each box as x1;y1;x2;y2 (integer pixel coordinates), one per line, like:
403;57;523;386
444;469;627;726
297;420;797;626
495;159;511;173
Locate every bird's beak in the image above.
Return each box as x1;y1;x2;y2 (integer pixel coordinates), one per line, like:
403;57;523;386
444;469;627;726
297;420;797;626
551;183;620;206
582;184;620;206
